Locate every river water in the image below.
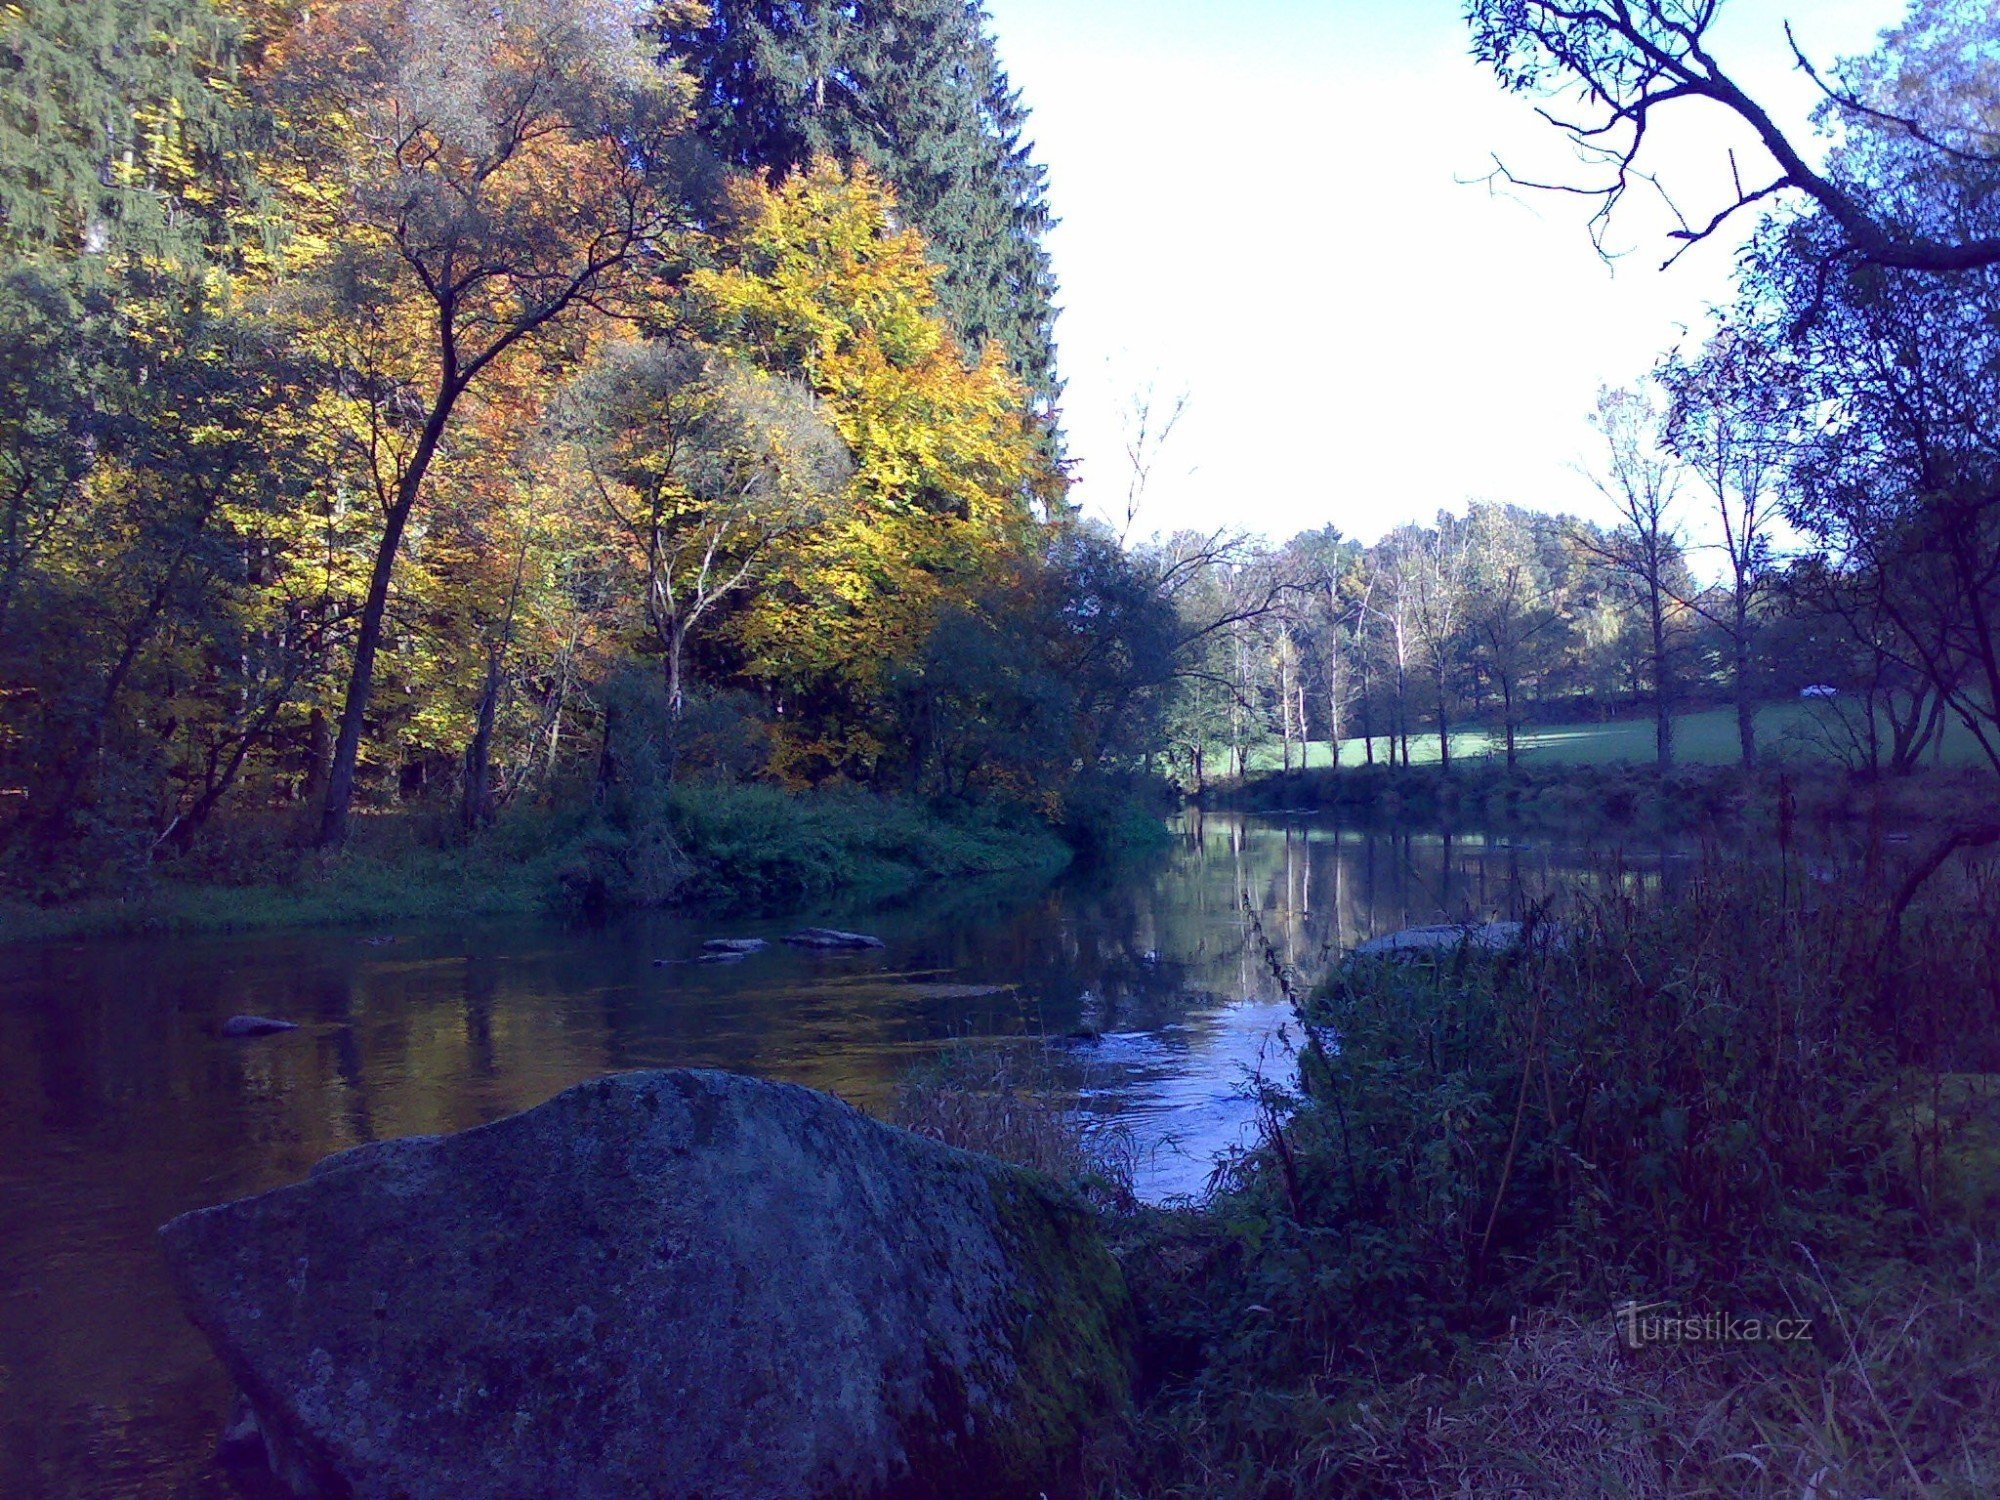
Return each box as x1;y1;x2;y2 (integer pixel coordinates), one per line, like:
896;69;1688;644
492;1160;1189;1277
0;812;1651;1498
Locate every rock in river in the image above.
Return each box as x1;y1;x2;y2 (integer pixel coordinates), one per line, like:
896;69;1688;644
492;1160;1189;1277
783;926;886;950
702;937;768;954
159;1069;1131;1500
1351;921;1526;958
218;1014;300;1038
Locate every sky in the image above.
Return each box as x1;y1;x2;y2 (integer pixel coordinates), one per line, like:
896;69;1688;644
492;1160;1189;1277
981;0;1909;547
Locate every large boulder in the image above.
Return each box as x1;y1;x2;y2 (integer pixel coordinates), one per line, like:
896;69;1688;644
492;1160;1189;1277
160;1070;1131;1500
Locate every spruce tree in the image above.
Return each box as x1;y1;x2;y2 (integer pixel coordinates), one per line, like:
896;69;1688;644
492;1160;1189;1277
660;0;1059;413
0;0;254;256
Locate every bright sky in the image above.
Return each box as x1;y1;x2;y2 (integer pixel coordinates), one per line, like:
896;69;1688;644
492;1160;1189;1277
983;0;1908;546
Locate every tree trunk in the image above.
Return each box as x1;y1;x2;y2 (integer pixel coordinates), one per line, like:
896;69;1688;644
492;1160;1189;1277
302;707;330;806
1733;600;1755;768
461;645;502;831
1280;659;1293;773
666;620;687;718
318;387;456;848
595;697;620;799
1436;668;1452;774
1502;674;1518;770
1649;583;1674;770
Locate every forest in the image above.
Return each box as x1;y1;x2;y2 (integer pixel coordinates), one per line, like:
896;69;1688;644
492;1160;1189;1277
2;0;1997;919
0;0;1181;911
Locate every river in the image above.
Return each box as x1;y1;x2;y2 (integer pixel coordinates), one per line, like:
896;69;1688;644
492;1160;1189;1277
1;811;1664;1498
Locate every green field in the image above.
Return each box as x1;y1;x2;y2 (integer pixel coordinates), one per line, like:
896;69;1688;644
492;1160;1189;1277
1243;701;1991;772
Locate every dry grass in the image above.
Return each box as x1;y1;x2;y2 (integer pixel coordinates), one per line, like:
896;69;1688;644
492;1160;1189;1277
1092;1264;2000;1499
1327;1265;2000;1500
1084;846;2000;1499
893;1044;1138;1208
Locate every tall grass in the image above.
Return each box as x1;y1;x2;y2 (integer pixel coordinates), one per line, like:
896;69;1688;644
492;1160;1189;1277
1091;849;2000;1497
894;1045;1138;1211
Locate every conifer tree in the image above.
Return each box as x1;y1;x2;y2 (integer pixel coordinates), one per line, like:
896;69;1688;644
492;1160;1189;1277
659;0;1059;411
0;0;256;255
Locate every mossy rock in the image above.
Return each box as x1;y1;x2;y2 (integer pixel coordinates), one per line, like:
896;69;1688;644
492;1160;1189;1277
161;1070;1132;1499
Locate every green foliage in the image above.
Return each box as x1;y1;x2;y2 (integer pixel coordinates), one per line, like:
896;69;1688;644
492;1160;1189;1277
0;0;259;256
661;781;1067;906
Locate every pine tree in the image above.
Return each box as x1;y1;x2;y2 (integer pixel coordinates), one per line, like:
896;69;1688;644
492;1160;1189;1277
658;0;1059;413
0;0;256;256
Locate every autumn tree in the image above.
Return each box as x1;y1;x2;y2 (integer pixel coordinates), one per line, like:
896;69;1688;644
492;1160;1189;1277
660;0;1060;402
259;0;711;845
688;159;1050;782
566;340;849;717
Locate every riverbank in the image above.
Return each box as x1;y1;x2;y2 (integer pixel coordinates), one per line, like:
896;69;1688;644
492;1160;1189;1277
910;846;2000;1495
0;784;1080;945
1090;851;2000;1495
1209;757;1998;837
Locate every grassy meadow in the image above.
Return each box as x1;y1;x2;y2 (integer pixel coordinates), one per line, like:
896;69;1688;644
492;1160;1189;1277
1246;700;1989;773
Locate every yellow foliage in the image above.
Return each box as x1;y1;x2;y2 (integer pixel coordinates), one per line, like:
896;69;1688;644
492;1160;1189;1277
689;160;1059;781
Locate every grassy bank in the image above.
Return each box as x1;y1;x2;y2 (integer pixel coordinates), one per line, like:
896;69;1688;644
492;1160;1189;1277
1092;853;2000;1496
902;850;2000;1495
1239;701;1992;773
0;784;1074;945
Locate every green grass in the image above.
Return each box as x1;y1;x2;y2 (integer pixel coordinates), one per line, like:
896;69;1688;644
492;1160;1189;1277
1245;701;1991;772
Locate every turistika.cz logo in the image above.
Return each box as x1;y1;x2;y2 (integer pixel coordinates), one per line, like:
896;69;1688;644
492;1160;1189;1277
1614;1300;1814;1350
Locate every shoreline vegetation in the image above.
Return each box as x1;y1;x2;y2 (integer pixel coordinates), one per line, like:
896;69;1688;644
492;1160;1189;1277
1209;755;1999;836
0;784;1100;947
908;843;2000;1498
7;732;1990;946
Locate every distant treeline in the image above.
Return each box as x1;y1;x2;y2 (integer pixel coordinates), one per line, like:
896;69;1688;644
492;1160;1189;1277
1155;1;2000;791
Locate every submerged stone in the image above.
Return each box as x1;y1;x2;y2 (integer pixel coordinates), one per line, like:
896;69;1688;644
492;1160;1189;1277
218;1015;300;1038
159;1069;1130;1500
1351;921;1526;958
783;927;887;949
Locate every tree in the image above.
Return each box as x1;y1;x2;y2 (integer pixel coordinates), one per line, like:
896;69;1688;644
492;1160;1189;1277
567;341;849;716
1465;503;1559;769
260;0;709;845
0;0;258;255
1404;514;1473;773
1368;532;1422;767
660;0;1060;404
1579;385;1685;769
1740;8;2000;776
1661;330;1787;766
688;158;1052;783
1467;0;2000;273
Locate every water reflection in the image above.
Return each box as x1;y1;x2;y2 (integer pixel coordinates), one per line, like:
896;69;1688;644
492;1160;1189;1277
0;812;1673;1498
